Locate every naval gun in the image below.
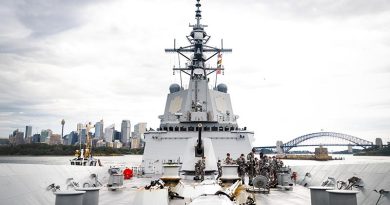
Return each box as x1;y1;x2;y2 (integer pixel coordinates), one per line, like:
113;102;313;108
195;123;204;157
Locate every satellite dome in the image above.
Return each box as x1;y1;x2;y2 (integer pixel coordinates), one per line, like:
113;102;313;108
217;83;228;93
169;83;181;93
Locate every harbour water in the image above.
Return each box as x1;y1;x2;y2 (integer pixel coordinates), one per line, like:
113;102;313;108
0;154;388;167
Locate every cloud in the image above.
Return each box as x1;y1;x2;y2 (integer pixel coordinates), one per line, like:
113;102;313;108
258;0;390;19
0;0;390;146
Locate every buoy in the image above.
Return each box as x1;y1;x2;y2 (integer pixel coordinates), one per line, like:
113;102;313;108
123;168;133;179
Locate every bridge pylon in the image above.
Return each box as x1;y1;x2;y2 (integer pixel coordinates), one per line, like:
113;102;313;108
276;141;284;154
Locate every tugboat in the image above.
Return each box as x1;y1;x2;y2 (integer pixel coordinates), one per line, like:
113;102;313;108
70;122;100;166
142;0;254;175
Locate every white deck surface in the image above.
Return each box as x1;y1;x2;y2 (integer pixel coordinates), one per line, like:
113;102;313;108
98;176;311;205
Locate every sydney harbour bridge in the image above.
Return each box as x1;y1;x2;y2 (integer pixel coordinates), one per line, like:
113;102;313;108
254;132;375;153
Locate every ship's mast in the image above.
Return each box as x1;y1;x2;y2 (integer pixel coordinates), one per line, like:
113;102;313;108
165;0;232;80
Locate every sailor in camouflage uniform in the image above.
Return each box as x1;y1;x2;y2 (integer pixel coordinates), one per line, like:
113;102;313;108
217;160;222;180
199;156;206;181
224;153;234;164
247;148;256;186
236;154;247;184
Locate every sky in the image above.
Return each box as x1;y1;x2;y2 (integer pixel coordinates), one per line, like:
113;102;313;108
1;0;390;147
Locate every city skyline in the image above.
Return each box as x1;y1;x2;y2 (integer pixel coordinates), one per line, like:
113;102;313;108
1;0;390;146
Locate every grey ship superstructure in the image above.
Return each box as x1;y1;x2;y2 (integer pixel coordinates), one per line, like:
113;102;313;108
142;0;254;174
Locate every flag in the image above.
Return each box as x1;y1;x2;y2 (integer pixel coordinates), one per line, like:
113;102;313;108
216;52;222;74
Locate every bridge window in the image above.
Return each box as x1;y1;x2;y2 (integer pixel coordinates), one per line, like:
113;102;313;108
188;126;194;131
230;127;234;131
225;127;229;131
163;127;167;131
169;127;173;131
180;127;185;131
204;126;210;131
174;127;179;131
219;126;223;131
211;126;218;131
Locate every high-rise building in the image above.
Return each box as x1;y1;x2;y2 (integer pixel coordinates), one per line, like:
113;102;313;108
40;129;52;144
25;126;32;139
68;131;79;145
114;130;121;141
49;134;62;145
104;124;115;142
134;122;147;140
121;120;131;145
95;120;104;139
80;128;87;144
9;129;25;145
77;123;84;134
32;134;41;143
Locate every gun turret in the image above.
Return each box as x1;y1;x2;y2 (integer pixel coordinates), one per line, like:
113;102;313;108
195;123;204;157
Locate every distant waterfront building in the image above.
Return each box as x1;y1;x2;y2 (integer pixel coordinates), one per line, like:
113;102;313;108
32;134;40;143
131;137;141;149
80;128;87;144
63;134;69;145
25;126;32;139
10;129;25;145
95;120;104;139
96;140;106;147
40;129;52;144
67;131;79;145
134;122;147;140
121;120;131;145
106;141;114;148
49;134;62;145
15;131;25;145
114;130;121;141
25;137;32;144
104;124;115;142
0;138;10;146
77;123;84;134
113;140;122;149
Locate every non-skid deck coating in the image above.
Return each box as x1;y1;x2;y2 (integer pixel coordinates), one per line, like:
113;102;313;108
0;162;389;204
98;176;311;205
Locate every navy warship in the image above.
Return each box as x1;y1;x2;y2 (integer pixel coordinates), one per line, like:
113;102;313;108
0;1;389;205
142;0;254;175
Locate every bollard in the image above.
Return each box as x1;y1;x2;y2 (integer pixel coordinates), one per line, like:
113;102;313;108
220;165;240;182
309;186;333;205
75;187;101;205
54;191;85;205
326;190;359;205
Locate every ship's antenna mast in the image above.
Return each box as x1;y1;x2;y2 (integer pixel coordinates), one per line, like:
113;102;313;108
165;0;232;79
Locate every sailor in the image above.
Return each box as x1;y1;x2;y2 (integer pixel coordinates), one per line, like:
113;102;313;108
255;157;260;176
224;153;233;164
217;160;222;180
75;150;81;159
236;154;246;184
247;148;256;186
199;156;206;181
194;159;201;180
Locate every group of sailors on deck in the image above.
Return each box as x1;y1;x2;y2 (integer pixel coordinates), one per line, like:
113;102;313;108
193;148;285;186
219;148;285;186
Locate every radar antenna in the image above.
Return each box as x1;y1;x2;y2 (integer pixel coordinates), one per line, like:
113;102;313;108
165;0;232;79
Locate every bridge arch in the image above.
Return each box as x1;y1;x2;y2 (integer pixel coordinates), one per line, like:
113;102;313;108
283;132;373;152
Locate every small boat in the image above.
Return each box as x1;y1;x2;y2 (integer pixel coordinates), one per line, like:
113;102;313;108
70;122;101;166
